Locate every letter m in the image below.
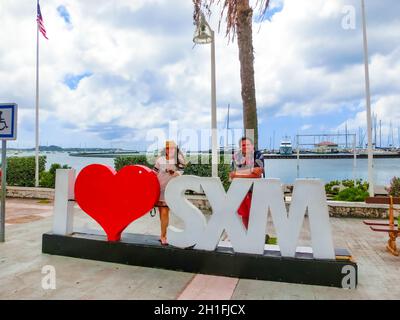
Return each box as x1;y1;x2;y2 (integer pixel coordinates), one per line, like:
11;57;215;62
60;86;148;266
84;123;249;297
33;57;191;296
254;179;335;259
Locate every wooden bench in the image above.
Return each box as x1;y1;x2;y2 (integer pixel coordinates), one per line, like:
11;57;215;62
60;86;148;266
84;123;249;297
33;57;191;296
363;196;399;256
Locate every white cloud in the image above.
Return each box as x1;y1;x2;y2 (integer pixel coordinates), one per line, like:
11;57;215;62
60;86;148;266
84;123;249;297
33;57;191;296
301;124;312;131
339;95;400;140
0;0;398;148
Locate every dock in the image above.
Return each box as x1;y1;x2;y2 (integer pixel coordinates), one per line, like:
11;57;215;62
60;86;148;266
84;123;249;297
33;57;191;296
262;153;400;159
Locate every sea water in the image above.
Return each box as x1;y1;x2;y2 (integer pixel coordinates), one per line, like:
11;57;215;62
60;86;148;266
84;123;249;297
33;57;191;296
10;151;400;186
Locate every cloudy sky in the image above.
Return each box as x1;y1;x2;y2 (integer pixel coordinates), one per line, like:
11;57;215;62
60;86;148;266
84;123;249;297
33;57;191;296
0;0;399;150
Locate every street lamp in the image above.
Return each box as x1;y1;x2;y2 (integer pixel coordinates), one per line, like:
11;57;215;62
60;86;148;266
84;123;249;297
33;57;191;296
194;13;218;178
361;0;374;197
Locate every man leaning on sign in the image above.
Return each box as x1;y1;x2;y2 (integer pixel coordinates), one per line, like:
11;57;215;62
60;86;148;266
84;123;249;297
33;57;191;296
230;137;265;230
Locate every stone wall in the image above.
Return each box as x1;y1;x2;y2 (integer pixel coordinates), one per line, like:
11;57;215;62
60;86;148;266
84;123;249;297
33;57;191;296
3;186;55;200
3;188;398;219
187;195;211;213
327;201;399;219
187;195;399;219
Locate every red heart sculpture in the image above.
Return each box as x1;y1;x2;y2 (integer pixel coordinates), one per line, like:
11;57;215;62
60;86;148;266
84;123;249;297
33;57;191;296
75;164;160;242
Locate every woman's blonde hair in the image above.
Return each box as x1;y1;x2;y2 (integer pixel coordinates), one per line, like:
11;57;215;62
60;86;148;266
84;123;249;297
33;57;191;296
160;141;185;169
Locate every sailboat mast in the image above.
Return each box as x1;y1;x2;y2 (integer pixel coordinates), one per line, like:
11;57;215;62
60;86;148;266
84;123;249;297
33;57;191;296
226;104;230;148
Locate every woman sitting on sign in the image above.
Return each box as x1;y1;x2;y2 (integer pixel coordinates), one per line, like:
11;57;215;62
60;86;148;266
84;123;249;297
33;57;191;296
153;141;186;246
230;137;264;229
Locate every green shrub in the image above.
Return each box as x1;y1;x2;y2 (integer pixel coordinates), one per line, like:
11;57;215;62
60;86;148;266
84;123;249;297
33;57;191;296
334;187;369;202
39;163;71;188
5;156;46;187
341;179;369;192
325;179;369;201
39;171;54;188
387;177;400;197
341;179;355;188
357;180;369;192
325;180;340;195
184;155;231;190
49;163;71;175
114;155;154;171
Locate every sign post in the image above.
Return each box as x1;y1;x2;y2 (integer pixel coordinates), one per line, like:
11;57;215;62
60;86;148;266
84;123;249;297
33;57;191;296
0;103;18;242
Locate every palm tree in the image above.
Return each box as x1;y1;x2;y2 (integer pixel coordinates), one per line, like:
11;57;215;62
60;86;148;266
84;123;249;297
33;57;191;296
193;0;270;149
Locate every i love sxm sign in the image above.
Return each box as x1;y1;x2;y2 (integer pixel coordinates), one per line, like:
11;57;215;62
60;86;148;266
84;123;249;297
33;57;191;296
42;165;358;289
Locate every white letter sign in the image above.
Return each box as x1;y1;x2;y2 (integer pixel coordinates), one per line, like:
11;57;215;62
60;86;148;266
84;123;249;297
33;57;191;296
165;176;335;260
164;176;207;249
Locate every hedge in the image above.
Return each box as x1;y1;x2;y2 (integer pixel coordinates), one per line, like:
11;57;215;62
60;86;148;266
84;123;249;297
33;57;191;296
114;155;154;171
39;163;71;188
325;179;370;202
334;187;370;202
6;156;46;187
2;156;70;188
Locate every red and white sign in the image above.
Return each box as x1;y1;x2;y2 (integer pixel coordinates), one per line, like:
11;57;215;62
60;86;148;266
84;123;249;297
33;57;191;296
52;164;335;260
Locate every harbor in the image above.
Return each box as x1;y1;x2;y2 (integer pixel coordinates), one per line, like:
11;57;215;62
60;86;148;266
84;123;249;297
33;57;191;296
262;152;400;159
67;150;400;159
5;150;396;186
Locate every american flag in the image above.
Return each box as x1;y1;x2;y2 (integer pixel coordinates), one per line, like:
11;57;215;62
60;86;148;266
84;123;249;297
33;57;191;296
37;2;48;40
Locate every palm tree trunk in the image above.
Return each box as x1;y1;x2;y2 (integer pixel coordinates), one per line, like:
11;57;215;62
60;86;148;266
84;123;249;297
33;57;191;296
236;0;259;149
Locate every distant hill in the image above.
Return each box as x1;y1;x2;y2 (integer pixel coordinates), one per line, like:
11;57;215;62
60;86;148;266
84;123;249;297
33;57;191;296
40;145;64;152
7;145;129;152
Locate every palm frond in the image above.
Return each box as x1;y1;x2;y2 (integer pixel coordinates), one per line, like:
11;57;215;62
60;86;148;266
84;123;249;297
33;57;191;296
193;0;270;41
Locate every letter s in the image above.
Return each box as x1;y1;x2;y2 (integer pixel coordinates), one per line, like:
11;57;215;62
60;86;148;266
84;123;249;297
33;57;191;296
165;175;207;248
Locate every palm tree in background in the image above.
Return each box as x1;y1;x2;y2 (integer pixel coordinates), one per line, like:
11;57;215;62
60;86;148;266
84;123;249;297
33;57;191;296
193;0;270;149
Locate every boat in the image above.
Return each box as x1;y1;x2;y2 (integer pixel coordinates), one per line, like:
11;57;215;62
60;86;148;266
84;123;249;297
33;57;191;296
279;138;293;155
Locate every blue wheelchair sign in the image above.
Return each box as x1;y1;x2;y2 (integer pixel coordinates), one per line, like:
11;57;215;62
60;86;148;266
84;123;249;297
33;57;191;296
0;103;17;140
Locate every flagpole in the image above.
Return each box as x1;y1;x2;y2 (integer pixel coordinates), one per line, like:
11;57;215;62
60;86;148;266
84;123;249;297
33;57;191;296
361;0;374;197
35;0;40;187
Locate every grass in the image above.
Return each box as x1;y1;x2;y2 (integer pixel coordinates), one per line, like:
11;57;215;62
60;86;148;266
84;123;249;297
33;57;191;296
266;236;278;245
37;199;51;204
